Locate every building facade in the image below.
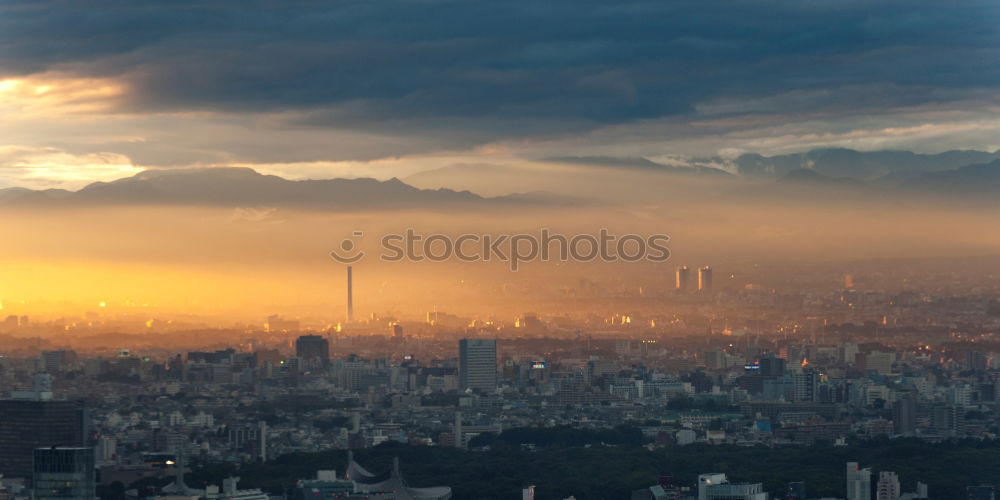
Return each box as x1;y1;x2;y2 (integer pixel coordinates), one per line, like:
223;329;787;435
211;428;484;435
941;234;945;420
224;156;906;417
32;447;95;500
459;339;497;392
0;397;87;482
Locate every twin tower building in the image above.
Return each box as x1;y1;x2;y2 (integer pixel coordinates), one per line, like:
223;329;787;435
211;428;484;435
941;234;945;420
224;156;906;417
676;265;713;292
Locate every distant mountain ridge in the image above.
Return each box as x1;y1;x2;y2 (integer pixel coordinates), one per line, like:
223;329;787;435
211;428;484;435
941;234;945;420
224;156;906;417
725;148;1000;181
0;167;568;209
899;159;1000;196
728;157;1000;204
4;149;1000;208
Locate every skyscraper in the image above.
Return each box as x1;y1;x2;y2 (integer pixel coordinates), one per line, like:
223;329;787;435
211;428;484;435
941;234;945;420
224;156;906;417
0;374;87;483
759;355;786;378
459;339;497;392
698;266;713;292
32;447;95;500
847;462;872;500
892;396;917;435
675;266;691;292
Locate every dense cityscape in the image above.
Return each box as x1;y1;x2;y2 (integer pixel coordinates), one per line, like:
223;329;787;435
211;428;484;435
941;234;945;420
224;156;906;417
4;0;1000;498
3;261;1000;499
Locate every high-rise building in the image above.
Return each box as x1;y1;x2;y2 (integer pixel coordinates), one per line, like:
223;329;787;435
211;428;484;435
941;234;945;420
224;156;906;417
675;266;691;292
459;339;497;392
840;342;860;366
966;351;987;372
892;396;917;435
32;447;95;500
930;404;964;436
847;462;872;500
860;351;895;375
0;374;87;482
793;372;818;402
295;335;330;363
760;355;786;378
876;471;900;500
41;351;77;374
705;349;727;370
698;266;713;292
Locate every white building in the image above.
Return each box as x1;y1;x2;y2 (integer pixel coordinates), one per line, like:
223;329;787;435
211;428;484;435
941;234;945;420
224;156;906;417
876;471;900;500
847;462;872;500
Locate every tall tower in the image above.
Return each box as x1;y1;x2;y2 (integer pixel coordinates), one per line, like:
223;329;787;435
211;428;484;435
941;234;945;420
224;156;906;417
675;266;690;292
698;266;713;292
346;266;354;323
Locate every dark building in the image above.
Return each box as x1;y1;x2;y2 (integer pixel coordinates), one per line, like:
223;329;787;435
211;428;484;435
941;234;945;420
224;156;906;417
33;447;95;500
0;398;87;482
966;351;988;372
295;335;330;363
786;481;807;500
459;339;497;392
760;355;786;378
892;396;917;435
930;404;964;436
41;350;78;373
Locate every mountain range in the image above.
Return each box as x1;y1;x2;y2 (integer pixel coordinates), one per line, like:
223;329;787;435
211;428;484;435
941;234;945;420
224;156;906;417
0;167;566;209
2;149;1000;208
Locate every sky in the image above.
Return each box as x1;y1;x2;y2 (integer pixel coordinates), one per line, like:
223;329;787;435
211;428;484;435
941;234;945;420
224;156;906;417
1;0;999;190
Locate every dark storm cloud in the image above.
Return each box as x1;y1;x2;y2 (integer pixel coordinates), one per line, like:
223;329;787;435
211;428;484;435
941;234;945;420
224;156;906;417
1;0;998;129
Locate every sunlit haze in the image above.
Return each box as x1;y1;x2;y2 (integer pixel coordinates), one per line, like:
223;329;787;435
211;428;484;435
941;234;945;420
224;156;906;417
3;2;1000;499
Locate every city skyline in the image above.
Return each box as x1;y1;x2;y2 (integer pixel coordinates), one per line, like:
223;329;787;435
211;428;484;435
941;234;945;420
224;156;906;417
3;1;1000;499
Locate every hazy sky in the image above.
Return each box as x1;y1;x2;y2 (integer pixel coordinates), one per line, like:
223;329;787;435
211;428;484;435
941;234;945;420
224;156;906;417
0;0;998;189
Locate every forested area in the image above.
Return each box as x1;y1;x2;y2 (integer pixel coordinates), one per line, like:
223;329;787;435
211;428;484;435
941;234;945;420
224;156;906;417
108;431;1000;500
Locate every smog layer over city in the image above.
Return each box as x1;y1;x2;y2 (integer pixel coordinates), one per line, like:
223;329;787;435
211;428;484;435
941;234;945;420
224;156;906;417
2;2;1000;500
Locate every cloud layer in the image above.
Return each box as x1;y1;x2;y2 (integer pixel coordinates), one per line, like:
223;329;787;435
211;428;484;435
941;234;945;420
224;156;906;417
0;0;998;186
